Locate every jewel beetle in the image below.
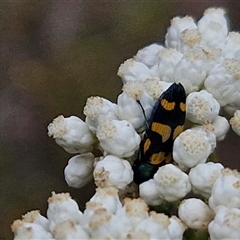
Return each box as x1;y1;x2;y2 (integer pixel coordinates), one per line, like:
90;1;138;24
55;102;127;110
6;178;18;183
133;83;186;184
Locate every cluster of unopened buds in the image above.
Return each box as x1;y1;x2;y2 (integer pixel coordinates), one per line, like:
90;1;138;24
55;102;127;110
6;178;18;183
12;7;240;240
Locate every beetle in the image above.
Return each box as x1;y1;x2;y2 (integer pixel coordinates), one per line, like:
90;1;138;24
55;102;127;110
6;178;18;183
133;83;186;184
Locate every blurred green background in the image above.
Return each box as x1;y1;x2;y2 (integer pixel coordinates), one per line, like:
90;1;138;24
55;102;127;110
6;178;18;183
1;1;240;239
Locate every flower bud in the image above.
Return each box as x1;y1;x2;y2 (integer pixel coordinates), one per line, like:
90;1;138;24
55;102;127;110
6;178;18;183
153;164;191;202
47;115;95;154
94;155;133;189
96;119;140;158
186;90;220;124
209;168;240;212
64;153;94;188
178;198;214;230
230;110;240;136
189;162;224;199
173;128;213;168
47;192;82;231
83;96;118;134
134;43;164;68
117;58;153;84
139;179;163;206
208;206;240;240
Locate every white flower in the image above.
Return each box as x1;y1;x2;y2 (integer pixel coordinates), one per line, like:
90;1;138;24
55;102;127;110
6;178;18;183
11;220;53;240
52;220;89;240
197;8;228;48
21;210;50;232
96;119;140;158
230;110;240;136
209;168;240;212
173;49;207;94
117;81;154;132
178;198;214;230
165;16;197;49
135;211;185;240
115;198;149;234
64;153;94;188
204;59;240;106
155;48;183;82
89;187;122;214
139;179;163;206
211;115;230;141
173;128;213;168
208;206;240;240
47;192;82;232
93;155;133;189
83;96;118;133
47;115;95;154
153;164;191;202
143;78;171;101
179;29;202;53
117;58;153;83
134;43;165;68
189;162;224;199
186;90;220;124
220;31;240;60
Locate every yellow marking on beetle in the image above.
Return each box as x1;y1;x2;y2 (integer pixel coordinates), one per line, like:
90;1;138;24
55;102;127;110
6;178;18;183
149;152;165;165
151;122;171;142
149;152;173;165
173;125;184;140
180;102;186;112
143;138;151;153
161;99;175;111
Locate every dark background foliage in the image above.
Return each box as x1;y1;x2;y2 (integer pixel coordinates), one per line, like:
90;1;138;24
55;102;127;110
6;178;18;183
1;1;240;238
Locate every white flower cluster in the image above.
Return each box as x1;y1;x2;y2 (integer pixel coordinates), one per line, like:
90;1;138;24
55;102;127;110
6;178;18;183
12;187;186;239
14;7;240;240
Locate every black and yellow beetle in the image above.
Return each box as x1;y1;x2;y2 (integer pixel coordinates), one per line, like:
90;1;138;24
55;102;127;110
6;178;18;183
133;83;186;184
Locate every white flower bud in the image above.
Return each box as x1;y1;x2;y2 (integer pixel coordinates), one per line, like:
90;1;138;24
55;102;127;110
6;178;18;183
47;192;82;232
134;43;165;68
209;168;240;212
89;187;122;214
186;90;220;124
156;48;183;82
135;211;185;239
47;115;95;154
197;8;228;48
21;210;50;232
153;164;191;202
204;59;240;106
11;220;53;240
189;162;224;199
83;96;118;133
64;153;94;188
143;78;171;101
173;49;207;94
173;128;213;168
93;155;133;189
96;119;140;158
117;81;154;132
115;198;149;233
211;115;230;141
208;207;240;240
139;179;163;206
117;58;153;83
52;220;89;240
168;216;186;240
121;229;151;240
220;31;240;59
230;110;240;136
178;198;213;230
165;16;197;49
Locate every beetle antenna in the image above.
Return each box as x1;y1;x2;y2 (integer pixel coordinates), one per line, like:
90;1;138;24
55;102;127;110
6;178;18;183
136;100;150;130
